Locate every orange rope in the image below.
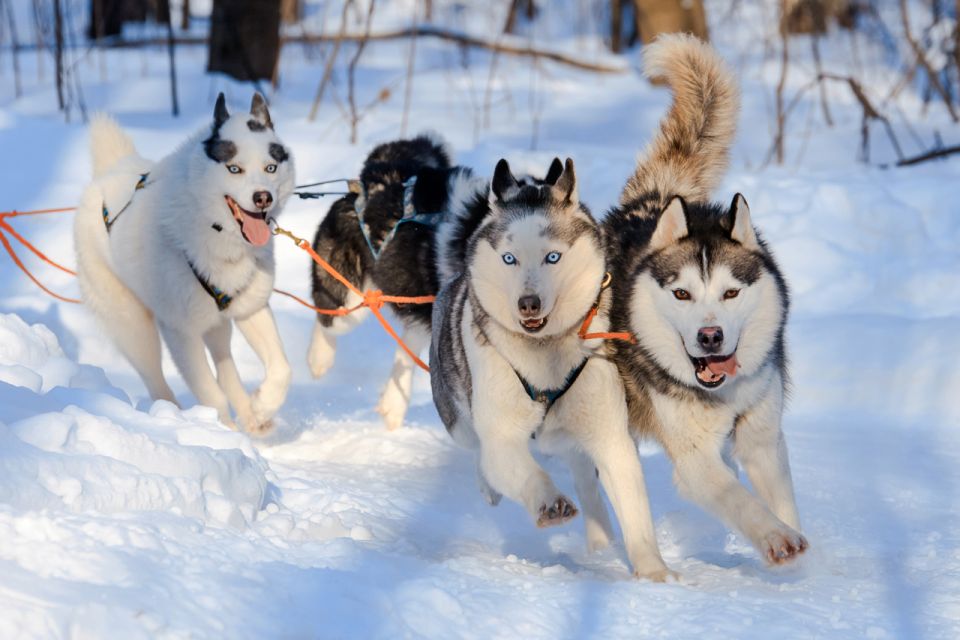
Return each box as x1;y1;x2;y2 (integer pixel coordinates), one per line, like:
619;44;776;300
273;224;435;372
0;209;82;303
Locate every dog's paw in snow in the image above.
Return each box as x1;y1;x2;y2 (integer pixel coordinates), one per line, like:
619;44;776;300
536;496;578;528
307;325;337;379
376;387;408;431
759;525;808;564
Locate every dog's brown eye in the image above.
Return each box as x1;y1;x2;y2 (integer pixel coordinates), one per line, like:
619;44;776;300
673;289;691;301
723;289;740;300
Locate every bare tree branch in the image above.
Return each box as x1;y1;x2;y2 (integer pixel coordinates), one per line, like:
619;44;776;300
895;142;960;166
899;0;958;122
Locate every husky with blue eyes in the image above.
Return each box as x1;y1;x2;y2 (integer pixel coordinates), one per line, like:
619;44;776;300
430;158;673;580
74;93;294;434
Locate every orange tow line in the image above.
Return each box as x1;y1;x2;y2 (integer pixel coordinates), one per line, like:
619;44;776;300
271;224;435;372
2;208;633;374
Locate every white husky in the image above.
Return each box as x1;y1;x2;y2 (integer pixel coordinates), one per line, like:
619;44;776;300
74;94;294;434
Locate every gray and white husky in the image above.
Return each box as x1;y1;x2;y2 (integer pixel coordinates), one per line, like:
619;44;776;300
604;34;808;564
74;94;294;434
430;158;673;580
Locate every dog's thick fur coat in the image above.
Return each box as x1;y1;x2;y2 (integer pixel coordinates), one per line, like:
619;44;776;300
605;34;808;564
430;158;673;580
74;94;294;433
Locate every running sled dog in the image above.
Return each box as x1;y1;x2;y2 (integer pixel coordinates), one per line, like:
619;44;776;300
429;161;672;579
307;137;560;430
604;34;808;564
74;94;294;434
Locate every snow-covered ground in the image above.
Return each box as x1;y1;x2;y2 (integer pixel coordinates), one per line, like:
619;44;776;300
1;1;959;638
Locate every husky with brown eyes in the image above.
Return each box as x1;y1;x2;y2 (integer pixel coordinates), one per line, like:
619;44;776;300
604;34;808;567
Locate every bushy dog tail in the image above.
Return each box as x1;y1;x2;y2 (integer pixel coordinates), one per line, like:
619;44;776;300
622;34;739;209
435;167;489;285
89;114;136;177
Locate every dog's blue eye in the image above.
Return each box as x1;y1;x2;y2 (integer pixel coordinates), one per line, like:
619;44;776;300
545;251;562;264
227;165;242;174
502;253;517;265
265;164;277;174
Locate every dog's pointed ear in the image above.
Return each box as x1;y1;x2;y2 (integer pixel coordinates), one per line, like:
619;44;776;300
213;93;229;128
490;159;521;204
551;158;578;205
729;193;759;249
543;157;564;185
250;93;273;130
650;196;689;251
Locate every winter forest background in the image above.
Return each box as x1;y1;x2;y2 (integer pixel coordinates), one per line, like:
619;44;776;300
1;1;958;638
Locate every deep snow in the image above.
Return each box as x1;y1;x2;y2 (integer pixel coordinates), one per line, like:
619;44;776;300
1;1;959;638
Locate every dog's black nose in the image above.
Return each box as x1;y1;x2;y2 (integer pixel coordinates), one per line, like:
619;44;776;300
697;326;724;352
253;191;273;210
518;295;541;318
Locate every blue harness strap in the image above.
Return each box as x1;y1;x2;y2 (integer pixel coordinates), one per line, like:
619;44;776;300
515;358;589;412
102;173;149;232
354;175;443;259
186;259;234;311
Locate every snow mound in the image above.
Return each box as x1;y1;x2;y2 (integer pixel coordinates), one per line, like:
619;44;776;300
0;313;271;529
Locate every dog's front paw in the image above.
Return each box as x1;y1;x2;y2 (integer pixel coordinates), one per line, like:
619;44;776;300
536;495;578;528
376;388;408;431
634;565;680;583
759;525;808;565
307;326;336;378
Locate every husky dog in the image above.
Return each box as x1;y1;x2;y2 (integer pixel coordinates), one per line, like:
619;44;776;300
307;136;557;430
430;158;673;580
74;94;294;434
604;34;808;564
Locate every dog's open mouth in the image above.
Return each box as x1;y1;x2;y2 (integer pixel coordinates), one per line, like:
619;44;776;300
520;317;548;334
690;353;739;388
225;195;271;247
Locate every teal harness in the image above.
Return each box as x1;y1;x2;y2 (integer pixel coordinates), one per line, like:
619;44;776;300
515;358;589;412
102;172;237;312
354;175;443;259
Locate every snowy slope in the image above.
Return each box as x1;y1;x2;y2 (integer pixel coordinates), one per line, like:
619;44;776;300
1;1;960;638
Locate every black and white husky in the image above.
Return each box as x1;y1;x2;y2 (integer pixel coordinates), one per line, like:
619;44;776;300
429;159;673;580
605;34;808;564
74;94;294;434
306;136;555;429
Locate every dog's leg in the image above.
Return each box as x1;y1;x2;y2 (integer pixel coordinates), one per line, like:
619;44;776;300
75;241;175;403
733;382;802;531
235;305;291;425
376;323;430;430
203;321;259;433
473;384;575;528
307;282;369;379
565;450;614;553
559;361;673;581
655;395;807;565
160;324;233;428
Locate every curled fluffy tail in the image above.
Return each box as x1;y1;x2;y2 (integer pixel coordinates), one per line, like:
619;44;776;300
622;34;739;208
89;114;136;178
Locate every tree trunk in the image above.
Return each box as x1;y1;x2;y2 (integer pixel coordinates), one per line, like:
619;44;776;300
208;0;281;82
281;0;300;24
633;0;708;45
181;0;190;30
89;0;153;39
610;0;623;53
781;0;855;34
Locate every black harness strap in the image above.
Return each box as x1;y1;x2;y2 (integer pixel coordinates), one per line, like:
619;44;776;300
102;173;149;232
186;257;246;312
515;358;589;413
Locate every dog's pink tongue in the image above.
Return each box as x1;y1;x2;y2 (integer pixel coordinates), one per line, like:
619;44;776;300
706;354;739;377
241;211;271;246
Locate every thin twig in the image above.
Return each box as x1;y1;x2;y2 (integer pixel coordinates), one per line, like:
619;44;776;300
347;0;377;144
400;1;419;136
899;0;958;121
308;0;353;122
895;143;960;166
